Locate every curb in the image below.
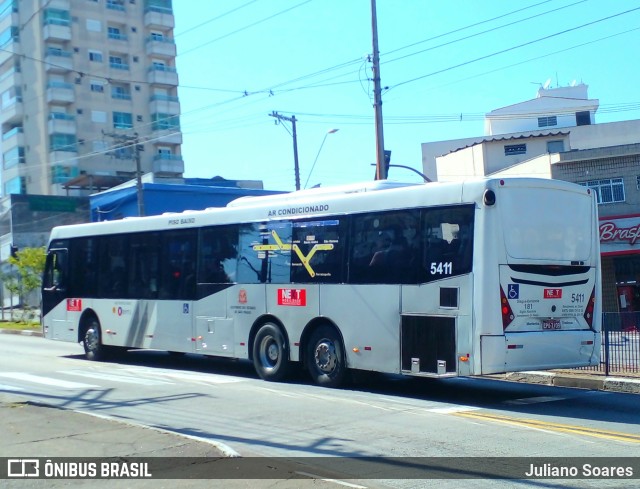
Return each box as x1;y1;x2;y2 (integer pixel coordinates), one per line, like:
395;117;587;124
504;371;640;394
0;328;42;337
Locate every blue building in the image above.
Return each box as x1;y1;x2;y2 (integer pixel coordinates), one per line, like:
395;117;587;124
90;177;286;222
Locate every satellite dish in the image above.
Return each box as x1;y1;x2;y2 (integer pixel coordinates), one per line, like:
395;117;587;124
543;78;551;89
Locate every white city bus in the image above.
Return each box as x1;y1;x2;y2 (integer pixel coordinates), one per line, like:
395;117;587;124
42;177;601;387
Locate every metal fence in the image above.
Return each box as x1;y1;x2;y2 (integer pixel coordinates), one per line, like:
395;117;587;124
578;313;640;376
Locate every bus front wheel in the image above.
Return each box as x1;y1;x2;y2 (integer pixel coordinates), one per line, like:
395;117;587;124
306;325;346;388
253;323;290;382
83;319;106;361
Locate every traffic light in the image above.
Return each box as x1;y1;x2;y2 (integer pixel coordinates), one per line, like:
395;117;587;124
384;150;392;177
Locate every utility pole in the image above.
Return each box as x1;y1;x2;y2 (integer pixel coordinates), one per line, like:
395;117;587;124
371;0;386;180
104;131;145;216
270;111;301;191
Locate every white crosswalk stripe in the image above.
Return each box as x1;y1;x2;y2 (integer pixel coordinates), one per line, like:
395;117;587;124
61;369;174;386
0;372;98;389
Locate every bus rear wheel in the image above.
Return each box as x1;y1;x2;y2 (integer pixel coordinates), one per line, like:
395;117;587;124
307;325;346;388
253;323;290;382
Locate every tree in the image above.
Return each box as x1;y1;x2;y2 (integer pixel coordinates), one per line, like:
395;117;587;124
6;247;46;322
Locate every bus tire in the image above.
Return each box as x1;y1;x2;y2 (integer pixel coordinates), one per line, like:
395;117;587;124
253;323;290;382
82;319;105;361
307;325;346;388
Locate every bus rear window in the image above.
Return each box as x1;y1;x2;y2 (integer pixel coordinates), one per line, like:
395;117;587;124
500;187;593;261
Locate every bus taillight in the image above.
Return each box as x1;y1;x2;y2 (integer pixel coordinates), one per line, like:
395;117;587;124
584;287;596;329
500;286;514;330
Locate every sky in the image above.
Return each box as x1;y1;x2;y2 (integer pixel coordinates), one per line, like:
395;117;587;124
171;0;640;191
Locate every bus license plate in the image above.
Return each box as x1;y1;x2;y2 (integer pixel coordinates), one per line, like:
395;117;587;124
542;319;561;330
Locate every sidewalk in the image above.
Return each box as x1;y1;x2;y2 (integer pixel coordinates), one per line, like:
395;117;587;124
0;396;348;488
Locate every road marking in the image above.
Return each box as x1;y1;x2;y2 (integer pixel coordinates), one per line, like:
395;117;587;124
428;405;480;414
296;472;368;488
0;383;25;392
61;370;174;386
0;372;98;389
454;411;640;444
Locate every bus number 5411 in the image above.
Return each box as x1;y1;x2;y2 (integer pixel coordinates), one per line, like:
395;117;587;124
430;262;453;275
571;293;585;303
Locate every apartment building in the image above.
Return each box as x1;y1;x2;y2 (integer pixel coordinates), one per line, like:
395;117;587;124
0;0;182;197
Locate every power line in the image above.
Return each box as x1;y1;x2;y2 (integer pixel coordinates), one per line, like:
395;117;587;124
179;0;315;57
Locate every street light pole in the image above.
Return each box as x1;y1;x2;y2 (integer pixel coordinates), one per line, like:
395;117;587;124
304;128;339;189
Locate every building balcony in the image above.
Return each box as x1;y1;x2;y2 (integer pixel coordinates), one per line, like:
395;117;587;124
0;69;21;95
48;113;76;134
49;150;77;166
146;36;176;58
152;153;184;175
2;126;24;148
45;0;71;10
151;128;182;145
46;81;75;104
0;99;22;125
45;49;73;72
144;7;175;29
149;94;180;114
43;21;72;41
147;65;178;86
0;40;18;66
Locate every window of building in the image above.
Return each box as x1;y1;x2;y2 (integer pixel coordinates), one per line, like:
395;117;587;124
90;80;104;92
107;26;126;40
50;134;77;152
151;113;180;131
504;143;526;156
578;178;625;204
113;111;133;129
576;111;591;126
546;140;564;153
111;84;130;99
0;25;18;46
44;9;71;26
537;115;557;128
636;175;640;190
89;50;103;62
109;55;128;70
106;0;125;11
5;176;26;195
3;146;24;169
51;166;79;184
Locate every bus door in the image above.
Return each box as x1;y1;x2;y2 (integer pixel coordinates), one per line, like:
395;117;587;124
42;247;76;341
400;205;475;377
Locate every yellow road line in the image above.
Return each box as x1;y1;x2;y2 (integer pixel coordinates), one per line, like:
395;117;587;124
454;411;640;444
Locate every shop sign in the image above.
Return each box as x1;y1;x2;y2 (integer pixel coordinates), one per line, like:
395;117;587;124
600;215;640;256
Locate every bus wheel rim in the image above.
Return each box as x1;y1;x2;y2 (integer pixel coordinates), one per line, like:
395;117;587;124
260;337;279;368
314;341;337;373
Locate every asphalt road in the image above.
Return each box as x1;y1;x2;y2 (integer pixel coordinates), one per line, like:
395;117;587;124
1;334;639;488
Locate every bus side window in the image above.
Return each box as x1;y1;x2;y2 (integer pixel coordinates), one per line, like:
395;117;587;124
44;250;67;291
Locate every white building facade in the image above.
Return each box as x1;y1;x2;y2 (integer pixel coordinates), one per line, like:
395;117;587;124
0;0;182;197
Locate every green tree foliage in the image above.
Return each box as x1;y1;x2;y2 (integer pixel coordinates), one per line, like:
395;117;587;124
6;247;46;320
